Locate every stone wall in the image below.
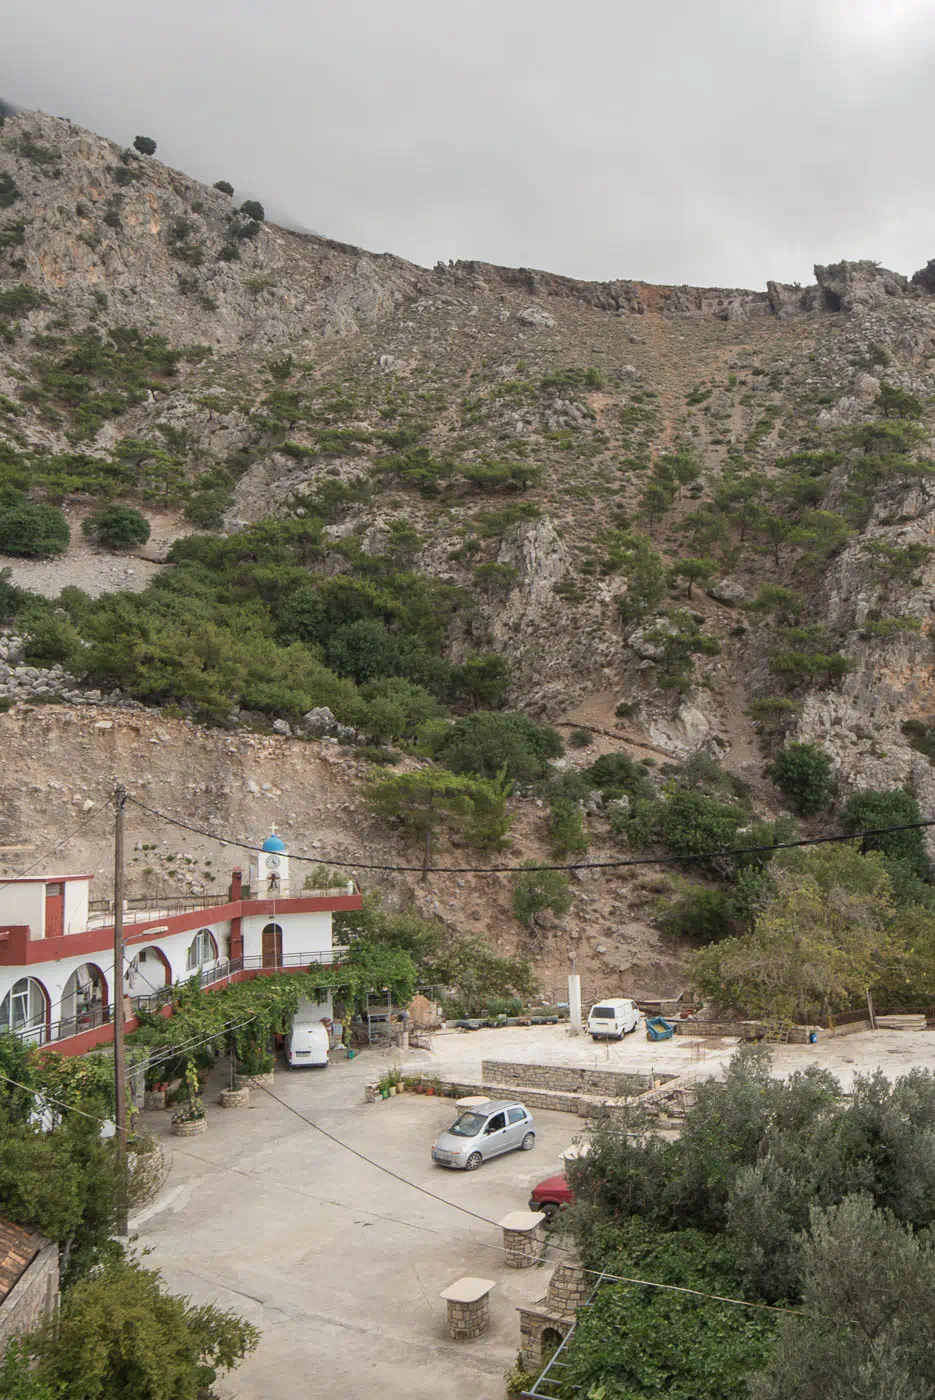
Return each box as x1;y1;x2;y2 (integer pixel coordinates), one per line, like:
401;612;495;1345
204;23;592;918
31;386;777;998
0;1242;59;1350
482;1059;672;1097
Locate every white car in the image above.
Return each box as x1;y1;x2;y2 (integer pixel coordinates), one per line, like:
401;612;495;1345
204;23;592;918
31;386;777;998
285;1020;330;1067
587;998;640;1040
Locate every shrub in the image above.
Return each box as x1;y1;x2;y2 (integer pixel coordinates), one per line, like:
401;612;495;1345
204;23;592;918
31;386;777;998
435;711;562;783
512;863;572;929
132;135;157;155
766;742;835;816
82;505;150;551
658;789;744;860
840;787;929;878
0;503;69;558
659;885;733;943
568;728;592;748
213;180;234;196
585;752;653;801
238;199;265;222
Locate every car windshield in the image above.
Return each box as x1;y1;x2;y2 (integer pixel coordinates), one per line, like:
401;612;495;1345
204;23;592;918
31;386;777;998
448;1112;486;1137
591;1007;615;1018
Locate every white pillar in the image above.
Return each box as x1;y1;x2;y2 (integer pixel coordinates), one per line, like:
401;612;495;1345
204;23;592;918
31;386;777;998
568;971;582;1036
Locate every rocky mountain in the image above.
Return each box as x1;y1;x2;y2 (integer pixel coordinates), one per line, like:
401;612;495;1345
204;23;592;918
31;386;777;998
3;107;935;995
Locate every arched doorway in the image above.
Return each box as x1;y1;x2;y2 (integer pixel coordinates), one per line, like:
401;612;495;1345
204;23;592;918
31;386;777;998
262;922;283;969
0;977;49;1044
540;1327;564;1366
186;929;219;975
125;946;171;1001
62;964;108;1035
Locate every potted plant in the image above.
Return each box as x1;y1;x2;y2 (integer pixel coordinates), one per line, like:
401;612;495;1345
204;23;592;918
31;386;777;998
171;1063;207;1137
234;1043;276;1087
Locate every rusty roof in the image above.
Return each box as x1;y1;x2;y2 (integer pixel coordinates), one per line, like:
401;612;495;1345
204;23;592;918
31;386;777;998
0;1218;43;1304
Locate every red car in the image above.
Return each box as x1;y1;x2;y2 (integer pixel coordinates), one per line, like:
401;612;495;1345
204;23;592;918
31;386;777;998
528;1173;575;1223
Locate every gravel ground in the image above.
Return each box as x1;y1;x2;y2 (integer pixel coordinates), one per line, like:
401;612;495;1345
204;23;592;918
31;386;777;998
2;505;190;599
402;1021;935;1094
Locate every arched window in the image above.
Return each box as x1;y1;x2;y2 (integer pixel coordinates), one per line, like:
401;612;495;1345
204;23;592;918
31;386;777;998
186;929;218;972
0;977;49;1042
62;964;108;1031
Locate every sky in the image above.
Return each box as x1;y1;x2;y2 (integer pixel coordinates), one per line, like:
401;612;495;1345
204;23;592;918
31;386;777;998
4;0;935;289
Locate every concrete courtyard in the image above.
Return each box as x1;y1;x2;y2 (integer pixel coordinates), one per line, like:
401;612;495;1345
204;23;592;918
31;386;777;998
132;1053;577;1400
132;1021;935;1399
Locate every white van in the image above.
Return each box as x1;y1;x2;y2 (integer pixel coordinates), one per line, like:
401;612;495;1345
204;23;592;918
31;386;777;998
587;998;640;1040
285;1020;330;1068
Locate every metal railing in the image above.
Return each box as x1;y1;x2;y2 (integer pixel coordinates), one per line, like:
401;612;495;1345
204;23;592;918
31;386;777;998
520;1271;610;1399
87;893;230;928
13;948;351;1046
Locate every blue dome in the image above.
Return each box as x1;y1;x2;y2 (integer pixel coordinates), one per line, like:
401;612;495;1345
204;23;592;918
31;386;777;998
261;833;287;853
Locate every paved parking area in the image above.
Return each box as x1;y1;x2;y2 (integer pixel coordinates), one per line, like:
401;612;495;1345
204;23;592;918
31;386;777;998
134;1024;935;1398
132;1054;578;1400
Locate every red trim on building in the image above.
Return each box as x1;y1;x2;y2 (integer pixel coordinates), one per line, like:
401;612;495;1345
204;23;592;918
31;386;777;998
36;963;330;1057
0;875;93;885
0;891;361;967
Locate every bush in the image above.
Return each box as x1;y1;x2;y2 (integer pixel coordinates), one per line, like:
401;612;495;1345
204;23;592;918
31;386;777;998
767;742;835;816
840;787;929;879
568;728;592;748
585;752;653;801
658;789;744;860
659;885;734;943
213;180;234;196
132;135;157;155
435;711;562;783
82;505;150;551
0;502;69;557
238;199;265;222
512;863;572;929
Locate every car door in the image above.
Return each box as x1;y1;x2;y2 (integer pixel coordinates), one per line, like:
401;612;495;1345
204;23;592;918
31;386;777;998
504;1105;527;1150
482;1110;508;1158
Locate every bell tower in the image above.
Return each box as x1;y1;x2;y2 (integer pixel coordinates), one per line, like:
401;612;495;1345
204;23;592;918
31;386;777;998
260;827;289;895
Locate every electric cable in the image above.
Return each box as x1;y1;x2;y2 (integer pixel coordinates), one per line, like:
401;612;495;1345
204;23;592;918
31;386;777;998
0;1067;803;1316
0;799;112;898
124;792;935;877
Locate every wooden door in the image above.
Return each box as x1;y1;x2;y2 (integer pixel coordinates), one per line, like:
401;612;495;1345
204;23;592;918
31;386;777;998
45;883;64;938
262;924;282;969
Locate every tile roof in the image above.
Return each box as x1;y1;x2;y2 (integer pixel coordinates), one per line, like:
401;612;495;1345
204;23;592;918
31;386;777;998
0;1218;42;1304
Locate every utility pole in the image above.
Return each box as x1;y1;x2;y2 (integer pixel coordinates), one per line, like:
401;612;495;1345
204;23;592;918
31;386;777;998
113;784;128;1234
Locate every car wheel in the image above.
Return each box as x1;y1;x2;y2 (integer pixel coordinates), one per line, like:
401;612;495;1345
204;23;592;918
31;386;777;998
521;1131;536;1151
540;1201;559;1224
464;1152;483;1171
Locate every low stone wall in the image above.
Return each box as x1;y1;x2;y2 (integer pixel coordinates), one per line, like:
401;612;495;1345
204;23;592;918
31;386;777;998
674;1020;751;1038
482;1059;673;1097
790;1018;872;1043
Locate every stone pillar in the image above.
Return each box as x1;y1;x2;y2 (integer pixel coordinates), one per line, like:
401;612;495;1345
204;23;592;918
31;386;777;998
568;970;582;1036
439;1277;495;1340
547;1264;589;1314
499;1211;546;1268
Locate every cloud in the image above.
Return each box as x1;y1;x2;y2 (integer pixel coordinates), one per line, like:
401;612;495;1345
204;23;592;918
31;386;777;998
2;0;935;289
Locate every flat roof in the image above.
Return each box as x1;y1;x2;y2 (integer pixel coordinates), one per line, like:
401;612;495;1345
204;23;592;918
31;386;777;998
0;874;92;884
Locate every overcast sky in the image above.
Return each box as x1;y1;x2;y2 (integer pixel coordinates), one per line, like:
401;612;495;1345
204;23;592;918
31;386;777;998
4;0;935;289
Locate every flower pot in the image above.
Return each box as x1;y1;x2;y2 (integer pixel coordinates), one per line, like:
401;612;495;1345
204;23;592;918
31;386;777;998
380;1089;389;1100
415;1083;424;1094
219;1087;250;1109
171;1116;207;1137
425;1086;435;1096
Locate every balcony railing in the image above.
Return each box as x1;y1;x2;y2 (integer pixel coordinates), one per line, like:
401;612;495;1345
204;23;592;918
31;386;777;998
87;893;230;928
13;947;351;1046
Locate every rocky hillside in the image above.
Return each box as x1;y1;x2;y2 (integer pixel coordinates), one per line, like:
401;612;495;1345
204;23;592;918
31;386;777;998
4;107;935;994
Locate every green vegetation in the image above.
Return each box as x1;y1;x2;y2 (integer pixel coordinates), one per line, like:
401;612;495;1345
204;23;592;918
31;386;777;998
0;499;69;557
766;742;835;815
81;504;150;551
365;767;511;877
560;1045;935;1396
132;135;157;155
430;711;563;783
214;179;234;195
512;862;572;929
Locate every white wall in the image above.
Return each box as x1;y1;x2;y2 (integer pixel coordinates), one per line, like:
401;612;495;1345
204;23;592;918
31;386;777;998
241;911;332;962
63;880;90;937
1;884;44;935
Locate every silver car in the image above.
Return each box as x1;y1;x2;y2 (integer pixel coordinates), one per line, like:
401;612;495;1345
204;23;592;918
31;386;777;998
431;1100;536;1170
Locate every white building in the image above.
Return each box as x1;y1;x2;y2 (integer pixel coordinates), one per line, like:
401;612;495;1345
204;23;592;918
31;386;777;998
0;832;360;1054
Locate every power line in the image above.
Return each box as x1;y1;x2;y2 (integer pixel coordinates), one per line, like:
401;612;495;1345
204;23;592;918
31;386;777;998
0;1065;802;1317
125;793;935;877
0;799;112;898
245;1077;801;1316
